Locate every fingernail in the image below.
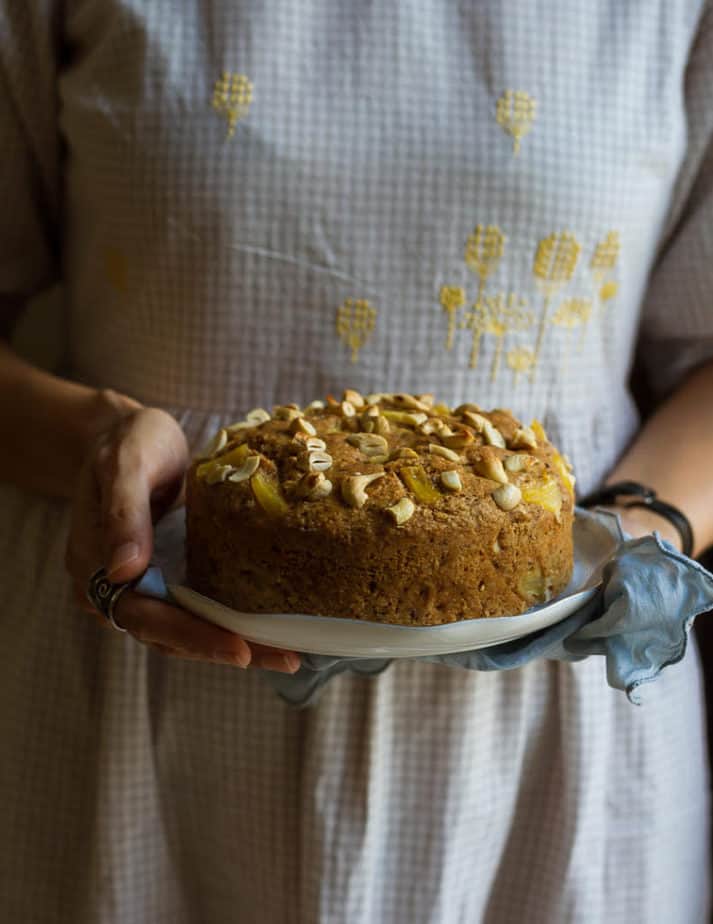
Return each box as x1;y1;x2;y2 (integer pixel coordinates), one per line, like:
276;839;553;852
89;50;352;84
258;654;300;674
108;541;140;577
210;647;251;669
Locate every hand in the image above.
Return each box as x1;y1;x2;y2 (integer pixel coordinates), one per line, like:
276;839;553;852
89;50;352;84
65;403;301;674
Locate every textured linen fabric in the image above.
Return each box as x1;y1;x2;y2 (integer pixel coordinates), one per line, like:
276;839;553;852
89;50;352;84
1;1;713;922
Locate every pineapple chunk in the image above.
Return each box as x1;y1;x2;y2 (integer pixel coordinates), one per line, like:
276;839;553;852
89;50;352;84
518;568;548;604
530;419;546;444
431;403;452;416
250;470;290;517
520;475;562;520
214;442;252;468
551;450;576;498
196;460;231;484
400;465;442;505
196;459;216;482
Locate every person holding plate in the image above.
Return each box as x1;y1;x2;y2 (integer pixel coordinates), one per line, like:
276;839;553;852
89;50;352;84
1;1;713;921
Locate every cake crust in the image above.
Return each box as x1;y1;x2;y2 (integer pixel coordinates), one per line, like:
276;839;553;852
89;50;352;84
186;393;575;625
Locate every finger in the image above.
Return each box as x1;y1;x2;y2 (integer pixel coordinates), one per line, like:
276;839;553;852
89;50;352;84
115;595;301;672
248;651;302;673
143;642;298;671
149;471;186;524
248;643;302;673
94;411;187;582
146;642;239;665
114;594;253;667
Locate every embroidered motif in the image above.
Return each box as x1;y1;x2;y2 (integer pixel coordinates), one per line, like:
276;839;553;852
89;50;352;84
506;345;536;384
438;223;618;385
496;90;537;156
458;225;511;373
465;224;506;305
212;72;253;138
104;247;128;294
550;297;593;371
590;231;621;309
440;225;534;382
439;286;466;350
531;231;581;379
462;293;533;381
599;280;618;303
336;298;377;363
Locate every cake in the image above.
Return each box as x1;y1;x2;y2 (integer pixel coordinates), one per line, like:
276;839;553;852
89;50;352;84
185;391;575;625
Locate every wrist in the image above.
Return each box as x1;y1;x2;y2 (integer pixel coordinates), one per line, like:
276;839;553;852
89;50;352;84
600;503;682;550
579;480;694;554
0;339;143;497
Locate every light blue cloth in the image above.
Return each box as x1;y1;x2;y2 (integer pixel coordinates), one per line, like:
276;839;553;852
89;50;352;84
136;527;713;709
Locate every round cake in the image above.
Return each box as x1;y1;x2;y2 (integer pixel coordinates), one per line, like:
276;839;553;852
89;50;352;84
185;391;575;625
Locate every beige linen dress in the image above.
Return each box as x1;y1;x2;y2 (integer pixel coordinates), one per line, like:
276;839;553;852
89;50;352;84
1;1;713;921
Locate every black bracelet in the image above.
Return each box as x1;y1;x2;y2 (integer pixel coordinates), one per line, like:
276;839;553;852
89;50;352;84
578;480;694;557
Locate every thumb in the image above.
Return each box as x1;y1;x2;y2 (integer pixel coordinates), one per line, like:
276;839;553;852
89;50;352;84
95;409;188;582
101;462;154;582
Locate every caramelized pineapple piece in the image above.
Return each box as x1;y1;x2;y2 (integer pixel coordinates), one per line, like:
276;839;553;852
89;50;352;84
250;470;290;517
518;568;548;604
550;450;576;498
196;460;231;484
431;403;452;416
520;475;562;520
399;465;442;505
530;419;546;443
214;442;252;468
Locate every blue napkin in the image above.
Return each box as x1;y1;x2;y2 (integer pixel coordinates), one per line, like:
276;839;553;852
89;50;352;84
136;515;713;709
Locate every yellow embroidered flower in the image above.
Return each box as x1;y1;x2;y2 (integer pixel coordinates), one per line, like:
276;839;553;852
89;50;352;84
533;232;581;295
590;231;620;277
550;297;592;330
590;231;621;311
551;297;593;367
462;292;532;379
507;345;536;384
465;225;506;284
530;231;581;381
336;298;377;363
461;301;489;370
212;72;253;138
496;90;537;156
439;285;466;313
599;280;619;302
439;285;466;350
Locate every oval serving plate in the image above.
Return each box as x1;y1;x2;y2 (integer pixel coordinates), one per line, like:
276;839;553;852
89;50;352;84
167;510;621;658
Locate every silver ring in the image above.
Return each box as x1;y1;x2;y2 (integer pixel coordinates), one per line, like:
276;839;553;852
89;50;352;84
87;568;133;633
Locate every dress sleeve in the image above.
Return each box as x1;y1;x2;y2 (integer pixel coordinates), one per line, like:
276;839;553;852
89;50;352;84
637;1;713;399
0;1;61;335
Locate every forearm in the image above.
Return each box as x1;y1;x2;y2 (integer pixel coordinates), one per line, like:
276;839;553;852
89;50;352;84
605;359;713;556
0;340;140;499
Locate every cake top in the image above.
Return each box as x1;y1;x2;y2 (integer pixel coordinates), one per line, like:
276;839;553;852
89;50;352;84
191;390;575;531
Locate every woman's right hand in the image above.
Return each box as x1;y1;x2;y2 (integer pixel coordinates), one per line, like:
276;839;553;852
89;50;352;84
65;401;301;674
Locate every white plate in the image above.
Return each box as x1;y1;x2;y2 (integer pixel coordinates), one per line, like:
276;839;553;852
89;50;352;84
165;510;622;658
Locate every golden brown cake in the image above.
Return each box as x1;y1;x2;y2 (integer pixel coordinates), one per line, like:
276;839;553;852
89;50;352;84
185;391;575;625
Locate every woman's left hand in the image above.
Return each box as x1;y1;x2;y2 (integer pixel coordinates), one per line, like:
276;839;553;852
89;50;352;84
66;401;301;674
